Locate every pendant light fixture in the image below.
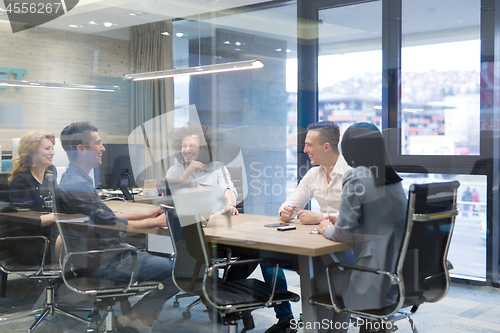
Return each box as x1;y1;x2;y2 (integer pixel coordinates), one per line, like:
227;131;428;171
124;15;263;82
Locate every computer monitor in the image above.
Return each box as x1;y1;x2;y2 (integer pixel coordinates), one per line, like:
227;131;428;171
94;144;142;189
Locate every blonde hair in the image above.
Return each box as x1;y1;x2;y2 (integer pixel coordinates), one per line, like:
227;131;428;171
9;132;56;184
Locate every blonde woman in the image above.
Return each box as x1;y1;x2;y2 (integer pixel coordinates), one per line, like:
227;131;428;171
8;131;61;262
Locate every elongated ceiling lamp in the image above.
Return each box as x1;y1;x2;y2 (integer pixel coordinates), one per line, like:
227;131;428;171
123;59;264;81
0;79;121;91
3;28;120;92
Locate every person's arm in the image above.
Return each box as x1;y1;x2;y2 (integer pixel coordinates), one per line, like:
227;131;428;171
181;161;205;180
296;209;324;225
278;169;315;221
322;170;362;243
40;213;55;227
126;213;167;233
217;165;238;215
9;174;34;206
222;188;238;215
116;207;163;221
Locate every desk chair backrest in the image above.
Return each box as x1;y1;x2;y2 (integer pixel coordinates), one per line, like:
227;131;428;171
164;206;210;294
402;181;460;305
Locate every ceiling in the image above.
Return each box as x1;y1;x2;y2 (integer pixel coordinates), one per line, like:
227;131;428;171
0;0;481;56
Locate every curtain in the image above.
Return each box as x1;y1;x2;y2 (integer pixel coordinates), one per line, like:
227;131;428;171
130;20;175;185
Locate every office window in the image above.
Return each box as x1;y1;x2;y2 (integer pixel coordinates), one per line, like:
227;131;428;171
318;1;383;134
401;0;481;155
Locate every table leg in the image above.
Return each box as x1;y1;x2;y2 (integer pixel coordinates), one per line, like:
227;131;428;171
298;255;318;333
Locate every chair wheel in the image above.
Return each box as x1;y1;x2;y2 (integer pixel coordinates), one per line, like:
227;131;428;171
173;300;179;308
182;311;191;319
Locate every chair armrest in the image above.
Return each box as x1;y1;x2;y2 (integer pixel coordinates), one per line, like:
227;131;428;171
62;247;139;294
205;258;281;308
328;262;401;285
0;236;50;276
323;262;402;313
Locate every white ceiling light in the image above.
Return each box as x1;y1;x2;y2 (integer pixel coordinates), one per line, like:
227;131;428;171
124;59;264;81
175;32;184;37
88;21;98;25
276;48;282;51
161;31;170;36
104;22;113;27
235;41;241;46
128;11;144;16
68;24;83;28
224;41;230;44
0;79;120;92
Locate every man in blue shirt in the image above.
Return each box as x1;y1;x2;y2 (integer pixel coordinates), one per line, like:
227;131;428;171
58;121;178;333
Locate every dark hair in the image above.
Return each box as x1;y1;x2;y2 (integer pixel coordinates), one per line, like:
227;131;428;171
341;123;402;186
169;122;213;165
60;121;98;162
307;121;340;153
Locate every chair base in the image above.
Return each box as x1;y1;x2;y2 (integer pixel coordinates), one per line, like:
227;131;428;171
0;284;93;332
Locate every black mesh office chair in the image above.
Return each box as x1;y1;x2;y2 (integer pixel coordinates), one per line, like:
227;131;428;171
0;234;94;332
309;181;460;333
164;206;300;333
48;174;163;333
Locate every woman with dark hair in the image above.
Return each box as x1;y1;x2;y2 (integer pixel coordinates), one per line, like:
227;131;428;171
166;122;238;215
313;123;407;332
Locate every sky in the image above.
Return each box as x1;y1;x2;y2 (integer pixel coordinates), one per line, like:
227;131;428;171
286;39;481;92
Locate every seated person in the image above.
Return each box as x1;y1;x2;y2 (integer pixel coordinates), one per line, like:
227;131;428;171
57;122;179;333
166;122;257;281
314;123;407;333
262;121;352;333
5;131;60;264
166;122;238;215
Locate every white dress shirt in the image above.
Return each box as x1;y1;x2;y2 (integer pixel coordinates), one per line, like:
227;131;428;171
279;154;351;216
165;161;238;211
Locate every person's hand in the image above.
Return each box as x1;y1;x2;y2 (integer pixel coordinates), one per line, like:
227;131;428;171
317;219;334;235
279;205;296;221
145;207;163;219
297;210;323;225
183;161;205;178
152;212;167;228
222;204;239;216
325;215;338;224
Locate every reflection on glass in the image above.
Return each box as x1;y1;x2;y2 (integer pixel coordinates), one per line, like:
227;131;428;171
400;173;487;279
401;0;481;155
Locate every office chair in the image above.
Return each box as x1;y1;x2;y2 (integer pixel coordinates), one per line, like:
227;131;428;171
164;205;300;333
309;181;460;333
48;175;164;333
0;235;94;332
172;164;245;318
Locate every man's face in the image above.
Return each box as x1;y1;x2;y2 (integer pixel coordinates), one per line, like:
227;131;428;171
83;131;105;168
181;135;201;164
303;130;325;166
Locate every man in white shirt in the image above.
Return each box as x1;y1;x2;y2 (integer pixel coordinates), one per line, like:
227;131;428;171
263;121;351;333
279;121;350;224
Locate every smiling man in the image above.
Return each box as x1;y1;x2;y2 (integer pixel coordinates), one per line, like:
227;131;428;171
57;121;179;333
279;121;351;224
261;121;352;333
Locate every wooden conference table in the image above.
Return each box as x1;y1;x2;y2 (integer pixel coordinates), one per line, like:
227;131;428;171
107;200;354;333
2;200;353;333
